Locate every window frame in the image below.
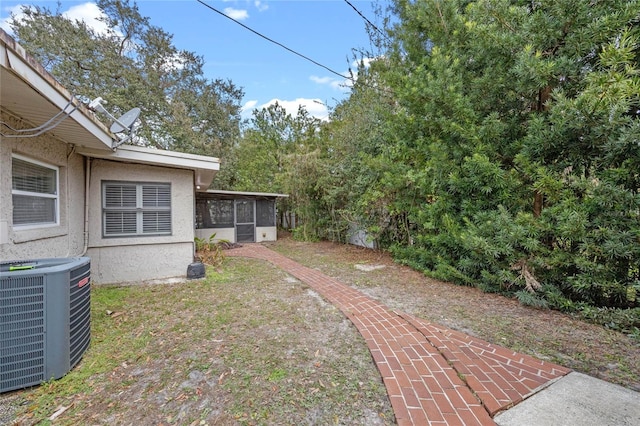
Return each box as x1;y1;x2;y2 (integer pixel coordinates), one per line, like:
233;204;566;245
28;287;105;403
102;181;172;238
11;154;60;229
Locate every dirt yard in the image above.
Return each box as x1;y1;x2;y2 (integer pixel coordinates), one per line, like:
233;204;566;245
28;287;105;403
1;234;638;425
266;235;639;392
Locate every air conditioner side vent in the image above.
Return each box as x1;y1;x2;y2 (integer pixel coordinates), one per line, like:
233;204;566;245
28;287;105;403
0;257;91;393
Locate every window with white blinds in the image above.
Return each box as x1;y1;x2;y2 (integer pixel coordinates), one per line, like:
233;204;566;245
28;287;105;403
102;181;171;237
11;155;59;227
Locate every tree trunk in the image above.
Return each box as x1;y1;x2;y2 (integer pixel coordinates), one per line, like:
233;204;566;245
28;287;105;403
532;86;551;218
533;191;543;218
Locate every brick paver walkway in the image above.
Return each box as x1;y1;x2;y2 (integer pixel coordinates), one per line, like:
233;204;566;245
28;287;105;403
227;244;571;425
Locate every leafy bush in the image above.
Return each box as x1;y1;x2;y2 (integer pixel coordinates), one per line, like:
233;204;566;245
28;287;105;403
578;307;640;336
195;234;227;267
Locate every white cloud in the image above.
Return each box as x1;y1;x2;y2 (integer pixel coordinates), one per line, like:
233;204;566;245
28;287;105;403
1;4;29;34
309;57;377;92
159;52;187;72
310;75;349;91
243;98;329;121
1;2;112;36
254;1;269;12
62;2;110;35
241;100;258;111
221;0;268;10
309;76;333;85
224;8;249;21
355;57;376;68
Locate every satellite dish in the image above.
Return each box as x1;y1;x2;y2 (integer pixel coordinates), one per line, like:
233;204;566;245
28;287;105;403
89;97;142;149
110;107;140;133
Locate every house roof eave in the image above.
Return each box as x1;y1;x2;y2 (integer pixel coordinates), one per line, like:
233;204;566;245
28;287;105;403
0;29;113;151
76;144;220;190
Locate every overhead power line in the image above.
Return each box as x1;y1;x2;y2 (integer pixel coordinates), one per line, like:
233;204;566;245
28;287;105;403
195;0;352;83
194;0;395;101
344;0;384;37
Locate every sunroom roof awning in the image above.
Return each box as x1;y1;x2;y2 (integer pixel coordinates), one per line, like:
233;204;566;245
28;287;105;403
203;190;289;198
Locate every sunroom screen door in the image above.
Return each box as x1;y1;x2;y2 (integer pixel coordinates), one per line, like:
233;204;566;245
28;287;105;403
235;200;255;243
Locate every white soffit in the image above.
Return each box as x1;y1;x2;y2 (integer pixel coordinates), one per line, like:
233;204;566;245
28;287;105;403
77;144;220;189
0;31;113;150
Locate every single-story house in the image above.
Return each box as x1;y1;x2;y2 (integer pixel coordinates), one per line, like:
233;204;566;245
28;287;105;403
195;190;288;243
0;29;223;284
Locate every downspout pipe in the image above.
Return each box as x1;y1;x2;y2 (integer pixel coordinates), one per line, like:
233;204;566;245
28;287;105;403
79;155;91;256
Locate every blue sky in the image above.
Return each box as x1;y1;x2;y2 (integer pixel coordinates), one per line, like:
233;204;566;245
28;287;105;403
1;0;383;120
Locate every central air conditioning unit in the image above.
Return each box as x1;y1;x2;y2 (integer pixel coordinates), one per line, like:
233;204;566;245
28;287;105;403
0;257;91;393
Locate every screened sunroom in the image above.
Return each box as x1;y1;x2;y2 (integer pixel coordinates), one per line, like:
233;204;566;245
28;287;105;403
195;190;288;243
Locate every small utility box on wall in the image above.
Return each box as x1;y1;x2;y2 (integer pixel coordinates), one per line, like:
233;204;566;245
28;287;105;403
195;190;288;244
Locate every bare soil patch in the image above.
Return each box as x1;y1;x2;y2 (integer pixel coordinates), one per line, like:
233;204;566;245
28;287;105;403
266;234;640;392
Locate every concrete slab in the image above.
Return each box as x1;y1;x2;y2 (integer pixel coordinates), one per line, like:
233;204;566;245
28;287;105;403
495;372;640;426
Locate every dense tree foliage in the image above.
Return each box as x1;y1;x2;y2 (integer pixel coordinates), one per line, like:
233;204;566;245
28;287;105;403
214;102;326;238
9;0;243;157
233;0;639;332
373;0;640;319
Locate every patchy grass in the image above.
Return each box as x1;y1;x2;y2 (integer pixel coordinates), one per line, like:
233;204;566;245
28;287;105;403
3;234;639;425
207;259;391;425
5;256;393;425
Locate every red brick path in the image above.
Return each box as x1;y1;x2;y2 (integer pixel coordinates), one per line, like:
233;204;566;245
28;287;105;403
226;244;571;425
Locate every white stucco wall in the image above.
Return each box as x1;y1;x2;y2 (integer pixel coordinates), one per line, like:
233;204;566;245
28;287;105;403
195;226;278;244
256;227;277;242
196;228;235;243
86;159;195;284
88;242;194;284
0;112;86;260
